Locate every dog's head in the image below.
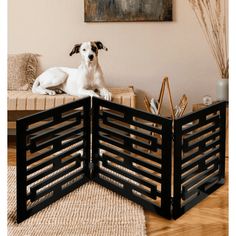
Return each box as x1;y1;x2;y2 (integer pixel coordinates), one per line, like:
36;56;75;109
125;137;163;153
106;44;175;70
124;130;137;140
69;41;108;63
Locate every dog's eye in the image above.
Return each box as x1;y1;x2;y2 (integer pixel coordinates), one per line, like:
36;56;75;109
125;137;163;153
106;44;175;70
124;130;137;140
83;49;86;51
91;46;97;53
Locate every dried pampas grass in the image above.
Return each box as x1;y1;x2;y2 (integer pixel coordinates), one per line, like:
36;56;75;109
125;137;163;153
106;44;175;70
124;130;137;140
188;0;228;79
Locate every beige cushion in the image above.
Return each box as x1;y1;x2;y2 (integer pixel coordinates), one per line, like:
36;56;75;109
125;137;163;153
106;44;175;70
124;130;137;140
7;87;136;110
8;53;39;91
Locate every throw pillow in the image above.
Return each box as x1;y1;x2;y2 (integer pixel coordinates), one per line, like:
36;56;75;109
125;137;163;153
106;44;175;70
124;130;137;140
8;53;39;91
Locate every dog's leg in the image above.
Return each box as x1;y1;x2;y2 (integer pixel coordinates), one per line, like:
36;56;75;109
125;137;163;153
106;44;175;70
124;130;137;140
98;88;112;101
93;74;112;101
32;69;67;96
78;88;100;98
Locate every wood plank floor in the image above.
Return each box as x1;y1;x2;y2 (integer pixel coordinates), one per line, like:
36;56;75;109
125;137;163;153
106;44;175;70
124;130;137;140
8;136;228;236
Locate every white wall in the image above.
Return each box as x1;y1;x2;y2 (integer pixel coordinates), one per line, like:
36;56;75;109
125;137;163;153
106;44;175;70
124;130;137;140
8;0;222;111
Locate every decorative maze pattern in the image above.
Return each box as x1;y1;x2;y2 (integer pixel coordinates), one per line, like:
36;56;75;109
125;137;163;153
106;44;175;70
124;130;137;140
16;97;91;223
173;102;226;219
16;97;226;222
92;98;172;219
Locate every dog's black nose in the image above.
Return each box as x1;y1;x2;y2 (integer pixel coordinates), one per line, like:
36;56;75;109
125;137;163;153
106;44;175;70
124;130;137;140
88;54;94;61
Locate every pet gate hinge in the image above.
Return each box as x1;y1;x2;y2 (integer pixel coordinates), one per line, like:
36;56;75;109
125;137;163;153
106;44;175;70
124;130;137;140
171;132;175;141
170;197;174;206
169;197;175;218
89;162;94;177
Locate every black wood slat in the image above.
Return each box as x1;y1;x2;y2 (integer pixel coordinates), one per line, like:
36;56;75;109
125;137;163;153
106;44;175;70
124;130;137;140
182;163;219;195
99;153;161;183
18;98;88;126
183;130;221;152
183;121;220;143
100;154;161;192
27;154;82;185
182;139;221;164
28;127;84;152
181;157;219;183
27;144;84;175
26;111;82;135
30;158;82;194
181;148;220;173
102;113;159;141
182;114;220;134
99;127;161;151
97;168;158;199
182;175;220;200
102;110;163;134
27;170;86;204
30;120;81;143
26;136;84;165
99;144;162;173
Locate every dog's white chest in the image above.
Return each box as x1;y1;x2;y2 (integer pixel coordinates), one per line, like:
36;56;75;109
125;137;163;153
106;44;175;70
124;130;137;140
81;66;97;89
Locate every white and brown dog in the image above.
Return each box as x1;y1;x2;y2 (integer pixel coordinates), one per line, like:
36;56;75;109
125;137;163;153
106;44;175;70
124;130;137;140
32;41;112;100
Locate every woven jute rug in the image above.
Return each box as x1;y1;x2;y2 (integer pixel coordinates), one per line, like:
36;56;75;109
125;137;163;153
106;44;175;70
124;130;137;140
8;167;146;236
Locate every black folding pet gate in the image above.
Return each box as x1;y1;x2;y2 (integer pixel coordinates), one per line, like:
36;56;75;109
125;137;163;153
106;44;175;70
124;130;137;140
16;97;226;223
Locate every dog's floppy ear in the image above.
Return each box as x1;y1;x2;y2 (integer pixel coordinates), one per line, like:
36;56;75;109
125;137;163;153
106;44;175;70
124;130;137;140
69;44;82;56
94;41;108;51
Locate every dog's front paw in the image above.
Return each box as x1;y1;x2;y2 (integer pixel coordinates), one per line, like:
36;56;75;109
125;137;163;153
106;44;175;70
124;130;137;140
89;91;100;98
47;90;56;96
100;88;112;101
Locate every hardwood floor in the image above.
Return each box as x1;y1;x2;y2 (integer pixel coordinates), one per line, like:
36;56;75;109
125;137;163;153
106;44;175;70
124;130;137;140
8;136;228;236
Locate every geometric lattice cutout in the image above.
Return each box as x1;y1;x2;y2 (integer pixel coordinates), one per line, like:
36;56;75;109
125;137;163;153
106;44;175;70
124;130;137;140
17;97;226;222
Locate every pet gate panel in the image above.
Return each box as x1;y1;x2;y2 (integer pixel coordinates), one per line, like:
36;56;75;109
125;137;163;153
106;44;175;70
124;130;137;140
173;101;226;219
16;97;91;223
92;97;173;219
16;97;227;223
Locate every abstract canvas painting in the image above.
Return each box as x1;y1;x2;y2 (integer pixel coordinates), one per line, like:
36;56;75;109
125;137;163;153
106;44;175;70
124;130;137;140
84;0;172;22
